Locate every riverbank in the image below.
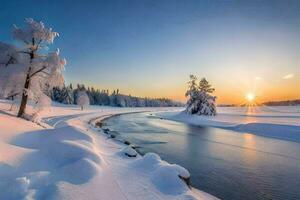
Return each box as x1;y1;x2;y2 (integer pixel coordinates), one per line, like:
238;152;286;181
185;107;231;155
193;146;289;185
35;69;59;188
0;100;217;200
88;111;218;199
156;106;300;143
103;111;300;200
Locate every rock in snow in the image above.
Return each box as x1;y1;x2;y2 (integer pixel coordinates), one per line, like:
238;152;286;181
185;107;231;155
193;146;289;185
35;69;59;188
122;146;138;157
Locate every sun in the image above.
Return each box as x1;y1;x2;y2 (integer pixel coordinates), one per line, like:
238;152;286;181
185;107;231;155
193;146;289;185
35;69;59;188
246;93;255;102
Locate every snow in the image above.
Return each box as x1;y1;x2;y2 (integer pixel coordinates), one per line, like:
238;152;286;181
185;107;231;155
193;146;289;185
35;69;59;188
121;146;138;157
131;153;191;195
0;100;217;200
157;106;300;142
151;164;188;195
76;90;90;110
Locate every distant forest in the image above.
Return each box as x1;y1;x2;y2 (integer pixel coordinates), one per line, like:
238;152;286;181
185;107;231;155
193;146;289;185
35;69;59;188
49;84;183;107
262;99;300;106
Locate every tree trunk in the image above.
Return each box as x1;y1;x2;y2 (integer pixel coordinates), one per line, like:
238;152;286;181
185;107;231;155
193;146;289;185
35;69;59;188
17;73;30;117
17;44;34;118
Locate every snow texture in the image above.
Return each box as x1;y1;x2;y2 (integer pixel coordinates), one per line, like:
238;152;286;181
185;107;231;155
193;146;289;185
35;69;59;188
0;100;216;200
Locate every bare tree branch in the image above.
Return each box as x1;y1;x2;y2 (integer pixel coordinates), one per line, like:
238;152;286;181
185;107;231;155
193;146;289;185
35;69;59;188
29;66;47;78
17;51;31;55
36;39;42;50
23;40;30;45
6;92;20;99
36;70;51;77
3;56;17;67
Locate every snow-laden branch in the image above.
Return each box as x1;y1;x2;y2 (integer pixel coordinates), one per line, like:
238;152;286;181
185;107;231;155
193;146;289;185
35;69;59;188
0;18;66;117
29;66;47;78
12;18;59;48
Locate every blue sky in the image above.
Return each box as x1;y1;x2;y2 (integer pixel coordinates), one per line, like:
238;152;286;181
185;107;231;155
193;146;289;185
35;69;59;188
1;0;300;103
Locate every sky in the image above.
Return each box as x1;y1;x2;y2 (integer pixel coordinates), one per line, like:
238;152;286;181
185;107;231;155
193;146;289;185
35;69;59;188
1;0;300;104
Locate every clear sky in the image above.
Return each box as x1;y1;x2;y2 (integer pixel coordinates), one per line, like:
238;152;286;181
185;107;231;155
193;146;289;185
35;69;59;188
1;0;300;104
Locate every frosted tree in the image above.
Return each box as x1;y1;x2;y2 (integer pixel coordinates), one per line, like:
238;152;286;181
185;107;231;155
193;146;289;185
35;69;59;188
199;78;215;93
185;75;217;116
52;85;73;104
77;91;90;110
0;18;66;117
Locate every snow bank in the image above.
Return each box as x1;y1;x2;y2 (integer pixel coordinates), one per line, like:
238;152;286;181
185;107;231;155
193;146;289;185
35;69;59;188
157;106;300;142
132;153;162;171
0;100;217;199
131;153;190;195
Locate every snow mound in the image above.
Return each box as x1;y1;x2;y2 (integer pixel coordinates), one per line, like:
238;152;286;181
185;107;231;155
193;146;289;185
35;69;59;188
120;146;137;157
13;177;31;198
151;165;189;195
57;158;100;184
132;153;191;195
12;126;99;162
11;126;94;149
131;152;162;171
0;176;34;200
170;164;190;178
5;124;102;199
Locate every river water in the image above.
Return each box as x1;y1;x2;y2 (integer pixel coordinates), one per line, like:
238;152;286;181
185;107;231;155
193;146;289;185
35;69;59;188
103;112;300;200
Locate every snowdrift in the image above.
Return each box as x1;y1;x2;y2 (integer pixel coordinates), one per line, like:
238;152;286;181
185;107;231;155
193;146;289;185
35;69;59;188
0;101;216;200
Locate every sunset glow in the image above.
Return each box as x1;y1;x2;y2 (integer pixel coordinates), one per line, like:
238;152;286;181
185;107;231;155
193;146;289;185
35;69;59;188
1;1;299;105
246;93;255;102
1;1;300;200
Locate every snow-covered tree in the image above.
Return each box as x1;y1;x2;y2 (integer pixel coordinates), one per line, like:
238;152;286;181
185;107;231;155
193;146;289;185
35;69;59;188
77;90;90;110
185;75;217;116
51;84;73;104
0;18;66;117
48;83;183;107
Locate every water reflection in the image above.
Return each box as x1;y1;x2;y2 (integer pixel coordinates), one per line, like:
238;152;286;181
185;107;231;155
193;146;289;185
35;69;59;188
242;133;258;165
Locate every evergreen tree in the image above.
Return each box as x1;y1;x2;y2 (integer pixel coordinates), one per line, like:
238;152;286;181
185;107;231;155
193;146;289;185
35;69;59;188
49;83;182;107
185;75;217;116
199;78;215;93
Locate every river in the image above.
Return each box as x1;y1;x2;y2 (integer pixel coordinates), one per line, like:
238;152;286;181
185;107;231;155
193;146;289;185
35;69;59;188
103;112;300;200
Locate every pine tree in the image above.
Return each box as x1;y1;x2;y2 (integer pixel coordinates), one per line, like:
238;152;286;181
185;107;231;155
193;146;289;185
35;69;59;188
185;75;217;116
48;83;182;108
199;78;215;93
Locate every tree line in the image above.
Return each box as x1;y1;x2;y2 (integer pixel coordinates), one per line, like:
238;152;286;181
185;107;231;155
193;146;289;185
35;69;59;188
49;84;183;107
263;99;300;106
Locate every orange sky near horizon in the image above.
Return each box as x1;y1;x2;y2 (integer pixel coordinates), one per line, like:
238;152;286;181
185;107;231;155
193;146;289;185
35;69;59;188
87;72;299;105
